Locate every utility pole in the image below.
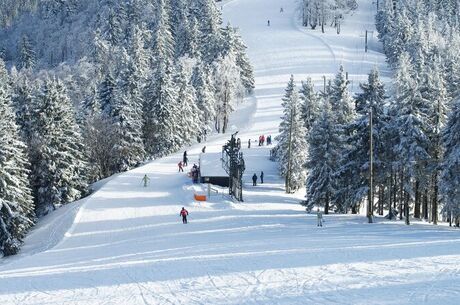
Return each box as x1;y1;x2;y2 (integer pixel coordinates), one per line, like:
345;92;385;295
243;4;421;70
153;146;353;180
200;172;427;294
286;103;294;193
365;30;368;52
368;106;374;223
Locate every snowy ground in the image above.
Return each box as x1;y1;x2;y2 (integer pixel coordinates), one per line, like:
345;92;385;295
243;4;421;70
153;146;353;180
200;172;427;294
1;0;459;304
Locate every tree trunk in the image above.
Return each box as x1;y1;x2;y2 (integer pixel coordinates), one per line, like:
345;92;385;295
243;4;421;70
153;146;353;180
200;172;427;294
432;173;438;225
422;189;429;220
405;191;410;225
325;192;329;214
399;169;403;220
414;180;420;219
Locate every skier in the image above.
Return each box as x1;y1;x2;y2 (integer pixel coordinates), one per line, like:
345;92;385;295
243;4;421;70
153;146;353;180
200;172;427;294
317;208;323;227
260;171;264;184
180;207;189;224
252;173;258;186
280;7;283;13
141;174;150;187
261;135;265;145
248;139;251;148
183;151;188;166
267;20;270;26
202;146;206;153
178;161;184;172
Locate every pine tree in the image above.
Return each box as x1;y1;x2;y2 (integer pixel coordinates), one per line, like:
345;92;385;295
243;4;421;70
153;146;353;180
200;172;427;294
299;77;319;132
12;77;35;144
18;34;36;70
143;59;179;157
304;99;342;214
275;75;308;193
98;71;116;118
329;65;355;212
213;53;243;133
440;98;460;226
392;52;431;225
30;78;88;216
192;62;215;141
111;49;145;169
192;0;223;64
339;68;387;213
0;59;34;256
174;57;201;145
221;25;254;92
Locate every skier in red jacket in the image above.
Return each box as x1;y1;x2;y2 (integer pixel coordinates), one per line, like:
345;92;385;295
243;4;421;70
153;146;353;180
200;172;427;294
180;207;189;224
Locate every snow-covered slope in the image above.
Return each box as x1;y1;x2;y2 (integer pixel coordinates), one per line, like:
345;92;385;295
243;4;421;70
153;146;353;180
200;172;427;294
1;0;459;304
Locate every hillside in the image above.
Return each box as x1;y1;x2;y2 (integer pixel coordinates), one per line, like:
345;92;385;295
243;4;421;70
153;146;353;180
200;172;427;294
1;0;459;304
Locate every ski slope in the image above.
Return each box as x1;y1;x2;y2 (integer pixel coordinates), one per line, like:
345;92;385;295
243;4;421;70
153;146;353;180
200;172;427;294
1;0;459;304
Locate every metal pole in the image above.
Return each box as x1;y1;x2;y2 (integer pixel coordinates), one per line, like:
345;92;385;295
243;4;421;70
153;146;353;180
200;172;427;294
368;106;374;223
365;30;368;52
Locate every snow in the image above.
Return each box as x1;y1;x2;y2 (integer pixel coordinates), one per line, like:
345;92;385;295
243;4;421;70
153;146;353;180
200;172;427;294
199;152;227;177
1;0;459;304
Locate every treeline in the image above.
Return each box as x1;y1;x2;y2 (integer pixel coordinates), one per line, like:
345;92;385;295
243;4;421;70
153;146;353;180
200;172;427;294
274;62;459;227
299;0;358;33
274;0;460;226
0;0;254;256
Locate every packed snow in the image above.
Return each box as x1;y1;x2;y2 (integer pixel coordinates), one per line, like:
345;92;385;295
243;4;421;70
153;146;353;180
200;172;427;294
1;0;459;304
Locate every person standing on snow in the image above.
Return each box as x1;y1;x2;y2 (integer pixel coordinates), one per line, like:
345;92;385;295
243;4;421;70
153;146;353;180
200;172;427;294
180;207;189;224
202;146;206;153
183;151;188;166
280;7;283;13
178;161;184;172
267;20;270;26
142;174;150;187
260;171;264;184
248;139;251;148
317;208;323;227
252;173;258;186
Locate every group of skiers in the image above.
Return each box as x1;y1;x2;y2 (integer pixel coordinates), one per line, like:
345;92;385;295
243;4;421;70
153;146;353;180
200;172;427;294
257;135;271;146
178;151;189;172
252;171;264;186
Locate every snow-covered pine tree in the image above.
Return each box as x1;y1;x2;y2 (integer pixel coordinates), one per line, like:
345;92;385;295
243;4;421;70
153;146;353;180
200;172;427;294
329;65;355;126
304;98;342;214
392;52;431;225
329;65;355;212
143;58;180;156
174;57;201;146
170;0;191;59
191;0;223;64
30;78;88;216
152;0;175;64
17;34;35;70
105;8;124;46
11;76;35;145
0;59;34;256
213;53;243;133
275;75;308;193
98;71;117;118
192;62;215;141
421;55;449;223
221;24;254;92
299;77;319;132
111;49;145;169
339;68;387;214
440;97;460;226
